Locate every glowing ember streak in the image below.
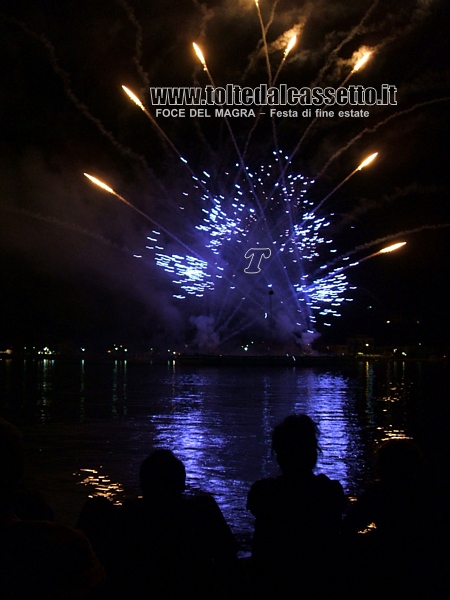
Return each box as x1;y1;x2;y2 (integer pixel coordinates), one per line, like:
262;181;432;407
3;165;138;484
285;34;297;57
357;152;378;170
193;42;206;68
84;172;205;262
353;51;372;72
122;85;146;112
378;242;406;254
83;173;115;194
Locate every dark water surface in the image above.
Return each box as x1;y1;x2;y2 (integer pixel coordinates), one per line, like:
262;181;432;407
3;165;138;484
0;358;448;546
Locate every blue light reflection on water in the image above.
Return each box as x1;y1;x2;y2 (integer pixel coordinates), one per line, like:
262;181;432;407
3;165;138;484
0;358;445;541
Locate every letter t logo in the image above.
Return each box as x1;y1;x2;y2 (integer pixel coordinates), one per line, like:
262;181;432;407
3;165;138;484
244;248;272;274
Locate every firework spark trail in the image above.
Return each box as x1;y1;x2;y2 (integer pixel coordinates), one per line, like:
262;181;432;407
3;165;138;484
340;182;444;225
83;173;205;261
244;32;298;161
265;153;307;302
0;202;126;255
314;170;359;210
194;49;251;184
216;296;247;336
261;2;438;200
192;118;218;164
116;0;151;97
311;0;379;87
268;50;373;202
377;242;407;254
215;295;266;343
246;10;298;177
277;152;377;257
121;84;218;201
338;64;361;89
121;86;185;162
269;35;298;206
340;224;450;262
254;0;273;86
192;44;269;225
192;37;233;164
121;82;223;229
316;97;450;179
1;16;151;172
266;0;282;34
312;243;408;286
313;0;435;87
315;224;450;283
308;152;378;219
219;314;264;346
373;0;438;54
244;0;293;81
272;34;298;85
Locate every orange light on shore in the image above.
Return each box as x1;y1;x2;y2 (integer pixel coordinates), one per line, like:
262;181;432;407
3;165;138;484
357;152;378;170
353;51;372;72
379;242;407;254
285;34;297;57
193;42;206;68
83;173;115;195
122;85;146;112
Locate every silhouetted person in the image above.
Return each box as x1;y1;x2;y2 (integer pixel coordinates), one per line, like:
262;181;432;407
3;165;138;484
77;496;117;568
247;414;346;599
14;489;55;521
110;449;240;599
343;438;448;598
0;417;105;599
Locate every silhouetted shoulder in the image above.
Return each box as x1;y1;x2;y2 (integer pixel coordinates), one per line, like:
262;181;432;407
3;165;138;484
184;493;239;558
248;473;345;518
0;520;105;598
247;477;278;516
314;474;346;507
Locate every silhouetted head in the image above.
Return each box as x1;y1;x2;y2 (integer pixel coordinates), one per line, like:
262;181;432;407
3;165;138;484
375;438;424;483
140;449;186;500
272;414;319;475
0;417;24;500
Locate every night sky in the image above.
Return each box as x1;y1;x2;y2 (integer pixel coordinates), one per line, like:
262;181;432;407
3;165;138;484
1;0;449;351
